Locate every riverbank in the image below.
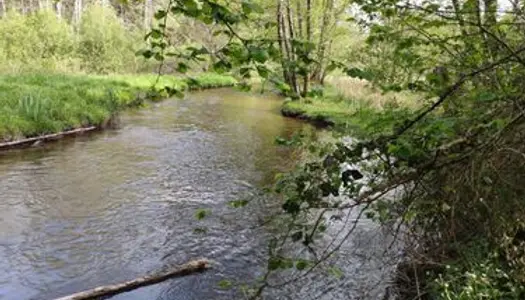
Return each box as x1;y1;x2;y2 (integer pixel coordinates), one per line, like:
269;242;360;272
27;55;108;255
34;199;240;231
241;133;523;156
0;73;237;145
280;79;416;138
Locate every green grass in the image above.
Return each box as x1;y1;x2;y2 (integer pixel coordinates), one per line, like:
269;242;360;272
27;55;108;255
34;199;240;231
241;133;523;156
281;84;415;138
0;73;237;142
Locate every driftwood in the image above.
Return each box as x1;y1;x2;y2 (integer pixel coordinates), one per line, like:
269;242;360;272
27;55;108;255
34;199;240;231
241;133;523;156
0;127;97;150
54;259;210;300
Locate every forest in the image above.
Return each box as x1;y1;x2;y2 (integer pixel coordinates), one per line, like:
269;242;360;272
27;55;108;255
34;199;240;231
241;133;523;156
1;0;525;299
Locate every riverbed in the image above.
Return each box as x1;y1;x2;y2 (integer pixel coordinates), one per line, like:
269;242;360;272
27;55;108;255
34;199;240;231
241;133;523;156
0;89;391;300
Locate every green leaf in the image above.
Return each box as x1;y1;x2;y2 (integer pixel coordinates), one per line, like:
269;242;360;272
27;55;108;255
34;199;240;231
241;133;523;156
150;29;163;39
291;231;303;242
183;0;203;12
345;67;373;81
268;257;281;271
242;1;264;15
251;49;269;63
218;279;233;289
478;92;497;102
256;65;270;78
154;52;164;61
176;62;189;74
193;227;208;234
136;49;154;59
328;266;344;279
154;10;167;20
212;60;231;73
296;259;309;271
228;199;250;208
195;209;210;220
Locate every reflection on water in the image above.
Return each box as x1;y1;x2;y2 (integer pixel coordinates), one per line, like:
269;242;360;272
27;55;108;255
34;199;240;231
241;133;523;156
0;89;390;300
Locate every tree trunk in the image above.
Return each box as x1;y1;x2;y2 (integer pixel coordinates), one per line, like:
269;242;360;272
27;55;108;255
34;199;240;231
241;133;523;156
278;0;299;96
144;0;153;29
302;0;312;97
313;0;334;83
53;259;210;300
0;0;5;16
277;0;289;84
295;0;303;39
73;0;82;26
285;0;299;96
21;0;27;14
451;0;468;38
55;0;62;18
483;0;497;26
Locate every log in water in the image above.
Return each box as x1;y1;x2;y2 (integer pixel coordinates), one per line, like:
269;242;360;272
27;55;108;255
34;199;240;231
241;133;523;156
54;259;210;300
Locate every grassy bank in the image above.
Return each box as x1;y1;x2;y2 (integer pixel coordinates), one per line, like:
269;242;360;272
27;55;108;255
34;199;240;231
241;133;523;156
0;73;237;142
281;77;418;137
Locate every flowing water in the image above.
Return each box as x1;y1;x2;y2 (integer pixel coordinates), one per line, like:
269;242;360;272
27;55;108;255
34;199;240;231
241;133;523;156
0;89;392;300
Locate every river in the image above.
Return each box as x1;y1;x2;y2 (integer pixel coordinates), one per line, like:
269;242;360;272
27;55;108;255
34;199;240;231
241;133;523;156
0;89;392;300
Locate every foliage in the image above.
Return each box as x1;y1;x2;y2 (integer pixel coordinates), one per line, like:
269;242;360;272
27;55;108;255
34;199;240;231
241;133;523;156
0;10;75;72
78;5;142;73
430;241;525;300
0;7;142;74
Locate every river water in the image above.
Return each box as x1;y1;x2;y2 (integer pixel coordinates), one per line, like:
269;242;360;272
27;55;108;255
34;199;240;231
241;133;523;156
0;89;392;300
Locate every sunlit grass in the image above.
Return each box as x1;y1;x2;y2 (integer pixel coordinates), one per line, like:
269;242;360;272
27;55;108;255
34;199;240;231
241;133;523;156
0;73;237;142
281;76;419;137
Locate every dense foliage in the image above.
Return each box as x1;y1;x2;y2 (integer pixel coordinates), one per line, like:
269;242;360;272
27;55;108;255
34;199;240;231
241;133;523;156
0;7;142;73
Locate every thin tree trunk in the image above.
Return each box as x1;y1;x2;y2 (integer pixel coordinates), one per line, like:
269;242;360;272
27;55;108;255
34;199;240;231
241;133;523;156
38;0;50;11
483;0;497;26
451;0;468;38
277;0;289;85
21;0;27;14
55;0;62;18
73;0;82;26
302;0;312;97
0;0;5;16
278;0;296;95
295;0;303;39
314;0;334;83
285;0;299;96
144;0;153;29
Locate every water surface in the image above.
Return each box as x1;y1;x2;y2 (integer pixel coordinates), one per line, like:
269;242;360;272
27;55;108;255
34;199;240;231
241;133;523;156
0;89;390;300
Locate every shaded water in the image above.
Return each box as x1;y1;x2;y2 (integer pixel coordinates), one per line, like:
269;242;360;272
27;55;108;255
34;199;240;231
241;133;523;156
0;89;391;300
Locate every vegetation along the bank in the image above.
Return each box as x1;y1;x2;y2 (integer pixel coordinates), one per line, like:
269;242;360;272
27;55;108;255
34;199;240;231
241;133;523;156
0;73;236;142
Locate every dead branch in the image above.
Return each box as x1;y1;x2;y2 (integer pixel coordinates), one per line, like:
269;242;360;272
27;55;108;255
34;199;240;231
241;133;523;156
54;259;210;300
0;126;97;150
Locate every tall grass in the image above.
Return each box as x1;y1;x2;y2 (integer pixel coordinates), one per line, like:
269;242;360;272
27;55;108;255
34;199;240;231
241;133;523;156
281;76;420;136
0;73;237;142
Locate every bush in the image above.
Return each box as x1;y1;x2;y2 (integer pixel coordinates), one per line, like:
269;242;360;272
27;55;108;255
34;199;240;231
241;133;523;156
78;5;140;73
0;6;142;74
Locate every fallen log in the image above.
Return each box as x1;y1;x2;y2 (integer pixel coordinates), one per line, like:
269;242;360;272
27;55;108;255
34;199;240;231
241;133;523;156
54;259;210;300
0;126;97;150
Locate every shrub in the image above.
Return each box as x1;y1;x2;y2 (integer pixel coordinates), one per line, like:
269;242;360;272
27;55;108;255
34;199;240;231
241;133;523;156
77;5;140;73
